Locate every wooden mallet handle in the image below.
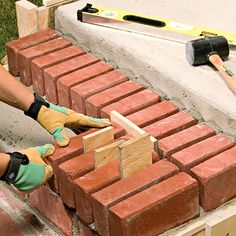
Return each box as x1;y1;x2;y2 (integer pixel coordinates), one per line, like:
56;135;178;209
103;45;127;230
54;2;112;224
209;54;236;94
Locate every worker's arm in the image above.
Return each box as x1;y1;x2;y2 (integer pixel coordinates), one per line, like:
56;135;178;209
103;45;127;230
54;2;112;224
0;64;111;146
0;144;54;192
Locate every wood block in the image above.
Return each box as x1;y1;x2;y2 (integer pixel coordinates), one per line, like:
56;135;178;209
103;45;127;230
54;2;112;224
110;110;157;150
37;6;49;31
170;222;206;236
94;140;125;169
119;134;152;178
16;0;38;38
83;127;114;153
206;213;236;236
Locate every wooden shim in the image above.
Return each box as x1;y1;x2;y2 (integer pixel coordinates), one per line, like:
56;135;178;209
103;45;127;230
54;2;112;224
94;140;125;169
206;212;236;236
119;134;152;178
110;110;157;151
37;6;49;31
16;0;38;38
83;127;114;153
170;222;206;236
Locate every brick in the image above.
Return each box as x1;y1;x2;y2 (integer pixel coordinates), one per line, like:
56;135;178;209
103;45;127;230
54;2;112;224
7;29;58;76
78;220;98;236
29;185;72;236
31;46;85;95
143;111;197;140
158;124;216;158
109;172;199;236
19;37;72;86
171;134;234;173
92;160;179;236
57;62;113;108
71;70;128;113
74;160;121;224
191;146;236;212
46;129;97;192
44;54;99;104
57;127;125;208
126;101;179;128
58;151;95;208
86;81;144;117
101;89;161;118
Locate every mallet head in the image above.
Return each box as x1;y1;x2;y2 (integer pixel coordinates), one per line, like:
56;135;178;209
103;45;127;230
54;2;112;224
185;36;229;66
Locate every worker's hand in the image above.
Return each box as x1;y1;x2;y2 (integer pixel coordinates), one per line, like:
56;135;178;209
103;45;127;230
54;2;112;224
25;95;111;146
1;144;54;192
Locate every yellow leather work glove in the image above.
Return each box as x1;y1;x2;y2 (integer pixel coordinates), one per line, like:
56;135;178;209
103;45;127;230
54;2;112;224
25;95;111;146
0;144;54;192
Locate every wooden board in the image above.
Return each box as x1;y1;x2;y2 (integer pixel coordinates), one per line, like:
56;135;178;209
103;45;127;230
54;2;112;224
119;134;152;178
170;222;206;236
16;0;38;38
110;110;157;151
94;140;125;169
37;6;49;31
43;0;75;7
83;127;114;153
206;213;236;236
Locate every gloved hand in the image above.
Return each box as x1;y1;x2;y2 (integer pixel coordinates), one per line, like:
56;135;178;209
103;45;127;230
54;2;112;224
0;144;54;192
25;95;111;146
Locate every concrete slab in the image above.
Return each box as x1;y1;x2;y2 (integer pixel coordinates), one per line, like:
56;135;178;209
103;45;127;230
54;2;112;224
55;0;236;137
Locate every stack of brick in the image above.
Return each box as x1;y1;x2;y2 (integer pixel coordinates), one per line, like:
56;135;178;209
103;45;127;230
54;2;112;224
7;29;236;236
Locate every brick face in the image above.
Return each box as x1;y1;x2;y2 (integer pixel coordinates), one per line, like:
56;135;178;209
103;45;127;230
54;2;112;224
70;70;128;113
29;185;73;236
44;54;99;104
7;29;58;76
101;89;161;118
57;62;113;108
19;37;72;86
158;124;216;158
191;147;236;212
86;81;144;117
109;172;199;236
92;160;179;236
31;46;85;95
171;134;234;173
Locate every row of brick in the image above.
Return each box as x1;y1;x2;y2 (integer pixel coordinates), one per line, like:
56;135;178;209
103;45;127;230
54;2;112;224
7;29;236;236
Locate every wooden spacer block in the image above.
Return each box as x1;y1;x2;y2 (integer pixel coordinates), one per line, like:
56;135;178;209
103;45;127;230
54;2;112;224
94;140;125;169
83;127;114;153
37;6;49;31
119;134;152;178
110;110;157;151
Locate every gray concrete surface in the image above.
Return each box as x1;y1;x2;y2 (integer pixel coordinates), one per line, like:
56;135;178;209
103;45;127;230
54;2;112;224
55;0;236;137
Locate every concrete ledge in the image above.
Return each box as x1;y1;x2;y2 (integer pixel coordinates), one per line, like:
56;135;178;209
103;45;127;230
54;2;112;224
55;0;236;137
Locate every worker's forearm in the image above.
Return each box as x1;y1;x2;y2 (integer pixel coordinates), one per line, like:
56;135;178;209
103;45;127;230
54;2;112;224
0;65;34;111
0;153;10;177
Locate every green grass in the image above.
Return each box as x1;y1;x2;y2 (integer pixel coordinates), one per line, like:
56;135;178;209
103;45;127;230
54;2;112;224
0;0;43;60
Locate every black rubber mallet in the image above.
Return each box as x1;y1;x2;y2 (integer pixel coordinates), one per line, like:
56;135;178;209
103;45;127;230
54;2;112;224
185;36;236;94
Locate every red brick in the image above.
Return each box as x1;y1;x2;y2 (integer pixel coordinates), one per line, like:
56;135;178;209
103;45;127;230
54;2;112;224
101;89;161;118
78;220;98;236
74;160;121;224
57;62;113;108
29;185;72;236
92;160;179;236
44;54;99;104
109;172;199;236
143;111;197;140
7;29;58;76
191;146;236;211
158;124;216;158
19;37;72;86
31;46;85;95
57;127;124;208
171;134;234;173
58;152;95;208
126;100;179;128
71;70;128;113
46;129;97;192
86;81;144;117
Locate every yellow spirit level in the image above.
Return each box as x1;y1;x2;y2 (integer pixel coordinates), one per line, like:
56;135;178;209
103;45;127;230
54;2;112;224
77;3;236;52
